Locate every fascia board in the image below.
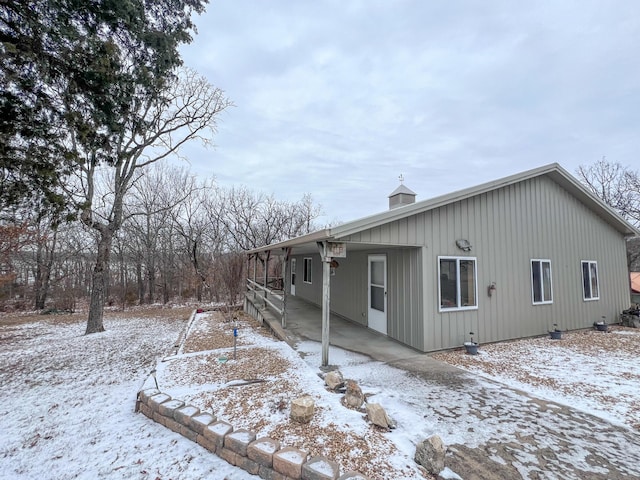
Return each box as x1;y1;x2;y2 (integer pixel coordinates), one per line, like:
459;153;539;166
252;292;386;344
246;229;333;254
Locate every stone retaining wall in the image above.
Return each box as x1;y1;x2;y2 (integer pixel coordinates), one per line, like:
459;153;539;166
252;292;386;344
136;388;370;480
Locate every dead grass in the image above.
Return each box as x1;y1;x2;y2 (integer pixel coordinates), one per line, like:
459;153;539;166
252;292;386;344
166;311;430;480
432;325;640;429
0;305;194;328
432;325;640;369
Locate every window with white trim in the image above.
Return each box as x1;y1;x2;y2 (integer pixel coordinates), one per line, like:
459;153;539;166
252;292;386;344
438;256;478;311
582;260;599;301
303;257;312;284
531;259;553;304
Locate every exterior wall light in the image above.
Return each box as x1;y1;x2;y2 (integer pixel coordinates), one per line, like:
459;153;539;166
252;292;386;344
456;239;472;251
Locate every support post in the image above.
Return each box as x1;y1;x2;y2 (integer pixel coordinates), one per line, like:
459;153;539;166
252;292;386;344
263;251;270;301
281;247;291;328
246;254;251;293
252;254;257;299
317;241;331;367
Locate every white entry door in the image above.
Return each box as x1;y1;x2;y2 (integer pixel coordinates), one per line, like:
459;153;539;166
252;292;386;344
290;258;296;296
368;255;387;335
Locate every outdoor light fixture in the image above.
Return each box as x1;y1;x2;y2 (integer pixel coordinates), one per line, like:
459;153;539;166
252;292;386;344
488;282;497;297
456;239;472;251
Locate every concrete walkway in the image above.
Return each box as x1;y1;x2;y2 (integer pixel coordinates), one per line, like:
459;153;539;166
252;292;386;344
276;296;640;480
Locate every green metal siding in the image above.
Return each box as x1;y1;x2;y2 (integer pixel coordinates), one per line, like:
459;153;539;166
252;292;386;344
289;248;424;350
289;175;630;352
341;175;630;351
424;176;629;350
387;248;424;350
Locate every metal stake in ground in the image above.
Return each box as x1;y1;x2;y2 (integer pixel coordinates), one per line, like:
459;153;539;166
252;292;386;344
233;321;238;360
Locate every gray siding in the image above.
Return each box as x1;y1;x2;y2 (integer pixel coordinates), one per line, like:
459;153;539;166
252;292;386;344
341;175;630;351
289;247;424;350
387;248;424;350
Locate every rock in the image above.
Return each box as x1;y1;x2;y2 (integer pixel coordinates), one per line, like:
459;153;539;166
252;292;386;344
343;380;365;409
325;370;345;390
366;403;394;429
415;435;446;475
290;395;315;423
620;313;640;328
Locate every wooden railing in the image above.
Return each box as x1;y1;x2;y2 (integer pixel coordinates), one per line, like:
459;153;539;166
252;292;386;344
246;278;283;316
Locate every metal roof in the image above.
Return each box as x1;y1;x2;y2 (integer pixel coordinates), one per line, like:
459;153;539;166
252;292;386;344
247;163;639;254
388;183;417;197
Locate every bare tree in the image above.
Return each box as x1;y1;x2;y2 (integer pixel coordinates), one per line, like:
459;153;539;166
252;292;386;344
123;162;195;304
66;69;231;334
217;251;245;318
217;187;322;251
0;222;31;293
172;177;221;302
32;217;58;310
576;158;640;269
576;158;640;227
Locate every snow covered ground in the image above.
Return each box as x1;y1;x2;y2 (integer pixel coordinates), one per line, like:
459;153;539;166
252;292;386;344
2;309;640;480
0;309;255;480
433;327;640;431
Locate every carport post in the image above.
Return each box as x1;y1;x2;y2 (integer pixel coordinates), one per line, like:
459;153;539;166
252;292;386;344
317;241;330;367
263;250;270;300
281;247;291;328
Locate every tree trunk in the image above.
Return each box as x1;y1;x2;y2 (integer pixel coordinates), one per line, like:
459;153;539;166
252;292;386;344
119;250;126;311
34;229;57;310
34;245;44;310
136;260;144;304
85;231;112;334
146;262;155;304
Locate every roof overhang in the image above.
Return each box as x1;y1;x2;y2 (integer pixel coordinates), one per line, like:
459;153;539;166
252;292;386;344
246;229;333;255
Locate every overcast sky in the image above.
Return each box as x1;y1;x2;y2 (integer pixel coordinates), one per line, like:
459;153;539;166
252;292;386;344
178;1;640;226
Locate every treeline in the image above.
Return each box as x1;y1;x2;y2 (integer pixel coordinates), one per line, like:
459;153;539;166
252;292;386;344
0;162;322;312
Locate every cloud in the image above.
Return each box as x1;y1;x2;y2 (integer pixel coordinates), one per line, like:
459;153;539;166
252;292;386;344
178;1;640;224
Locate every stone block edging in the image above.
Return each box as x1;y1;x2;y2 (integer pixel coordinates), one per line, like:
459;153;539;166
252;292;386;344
137;388;370;480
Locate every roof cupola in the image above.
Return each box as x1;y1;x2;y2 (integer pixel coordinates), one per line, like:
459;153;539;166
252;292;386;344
388;174;416;209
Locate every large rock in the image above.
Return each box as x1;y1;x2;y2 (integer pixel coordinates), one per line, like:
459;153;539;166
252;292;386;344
342;380;364;409
290;395;315;423
366;403;394;429
325;370;345;390
415;435;446;475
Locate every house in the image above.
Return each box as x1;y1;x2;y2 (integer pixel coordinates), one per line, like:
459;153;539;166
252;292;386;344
245;163;639;357
631;273;640;304
629;237;640;304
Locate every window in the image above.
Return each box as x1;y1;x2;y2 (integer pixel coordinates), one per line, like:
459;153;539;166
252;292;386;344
303;257;312;284
582;261;599;300
531;259;553;304
438;256;477;311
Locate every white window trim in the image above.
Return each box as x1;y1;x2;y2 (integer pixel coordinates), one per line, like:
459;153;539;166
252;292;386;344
437;256;478;312
531;259;553;305
582;260;600;301
303;257;312;284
